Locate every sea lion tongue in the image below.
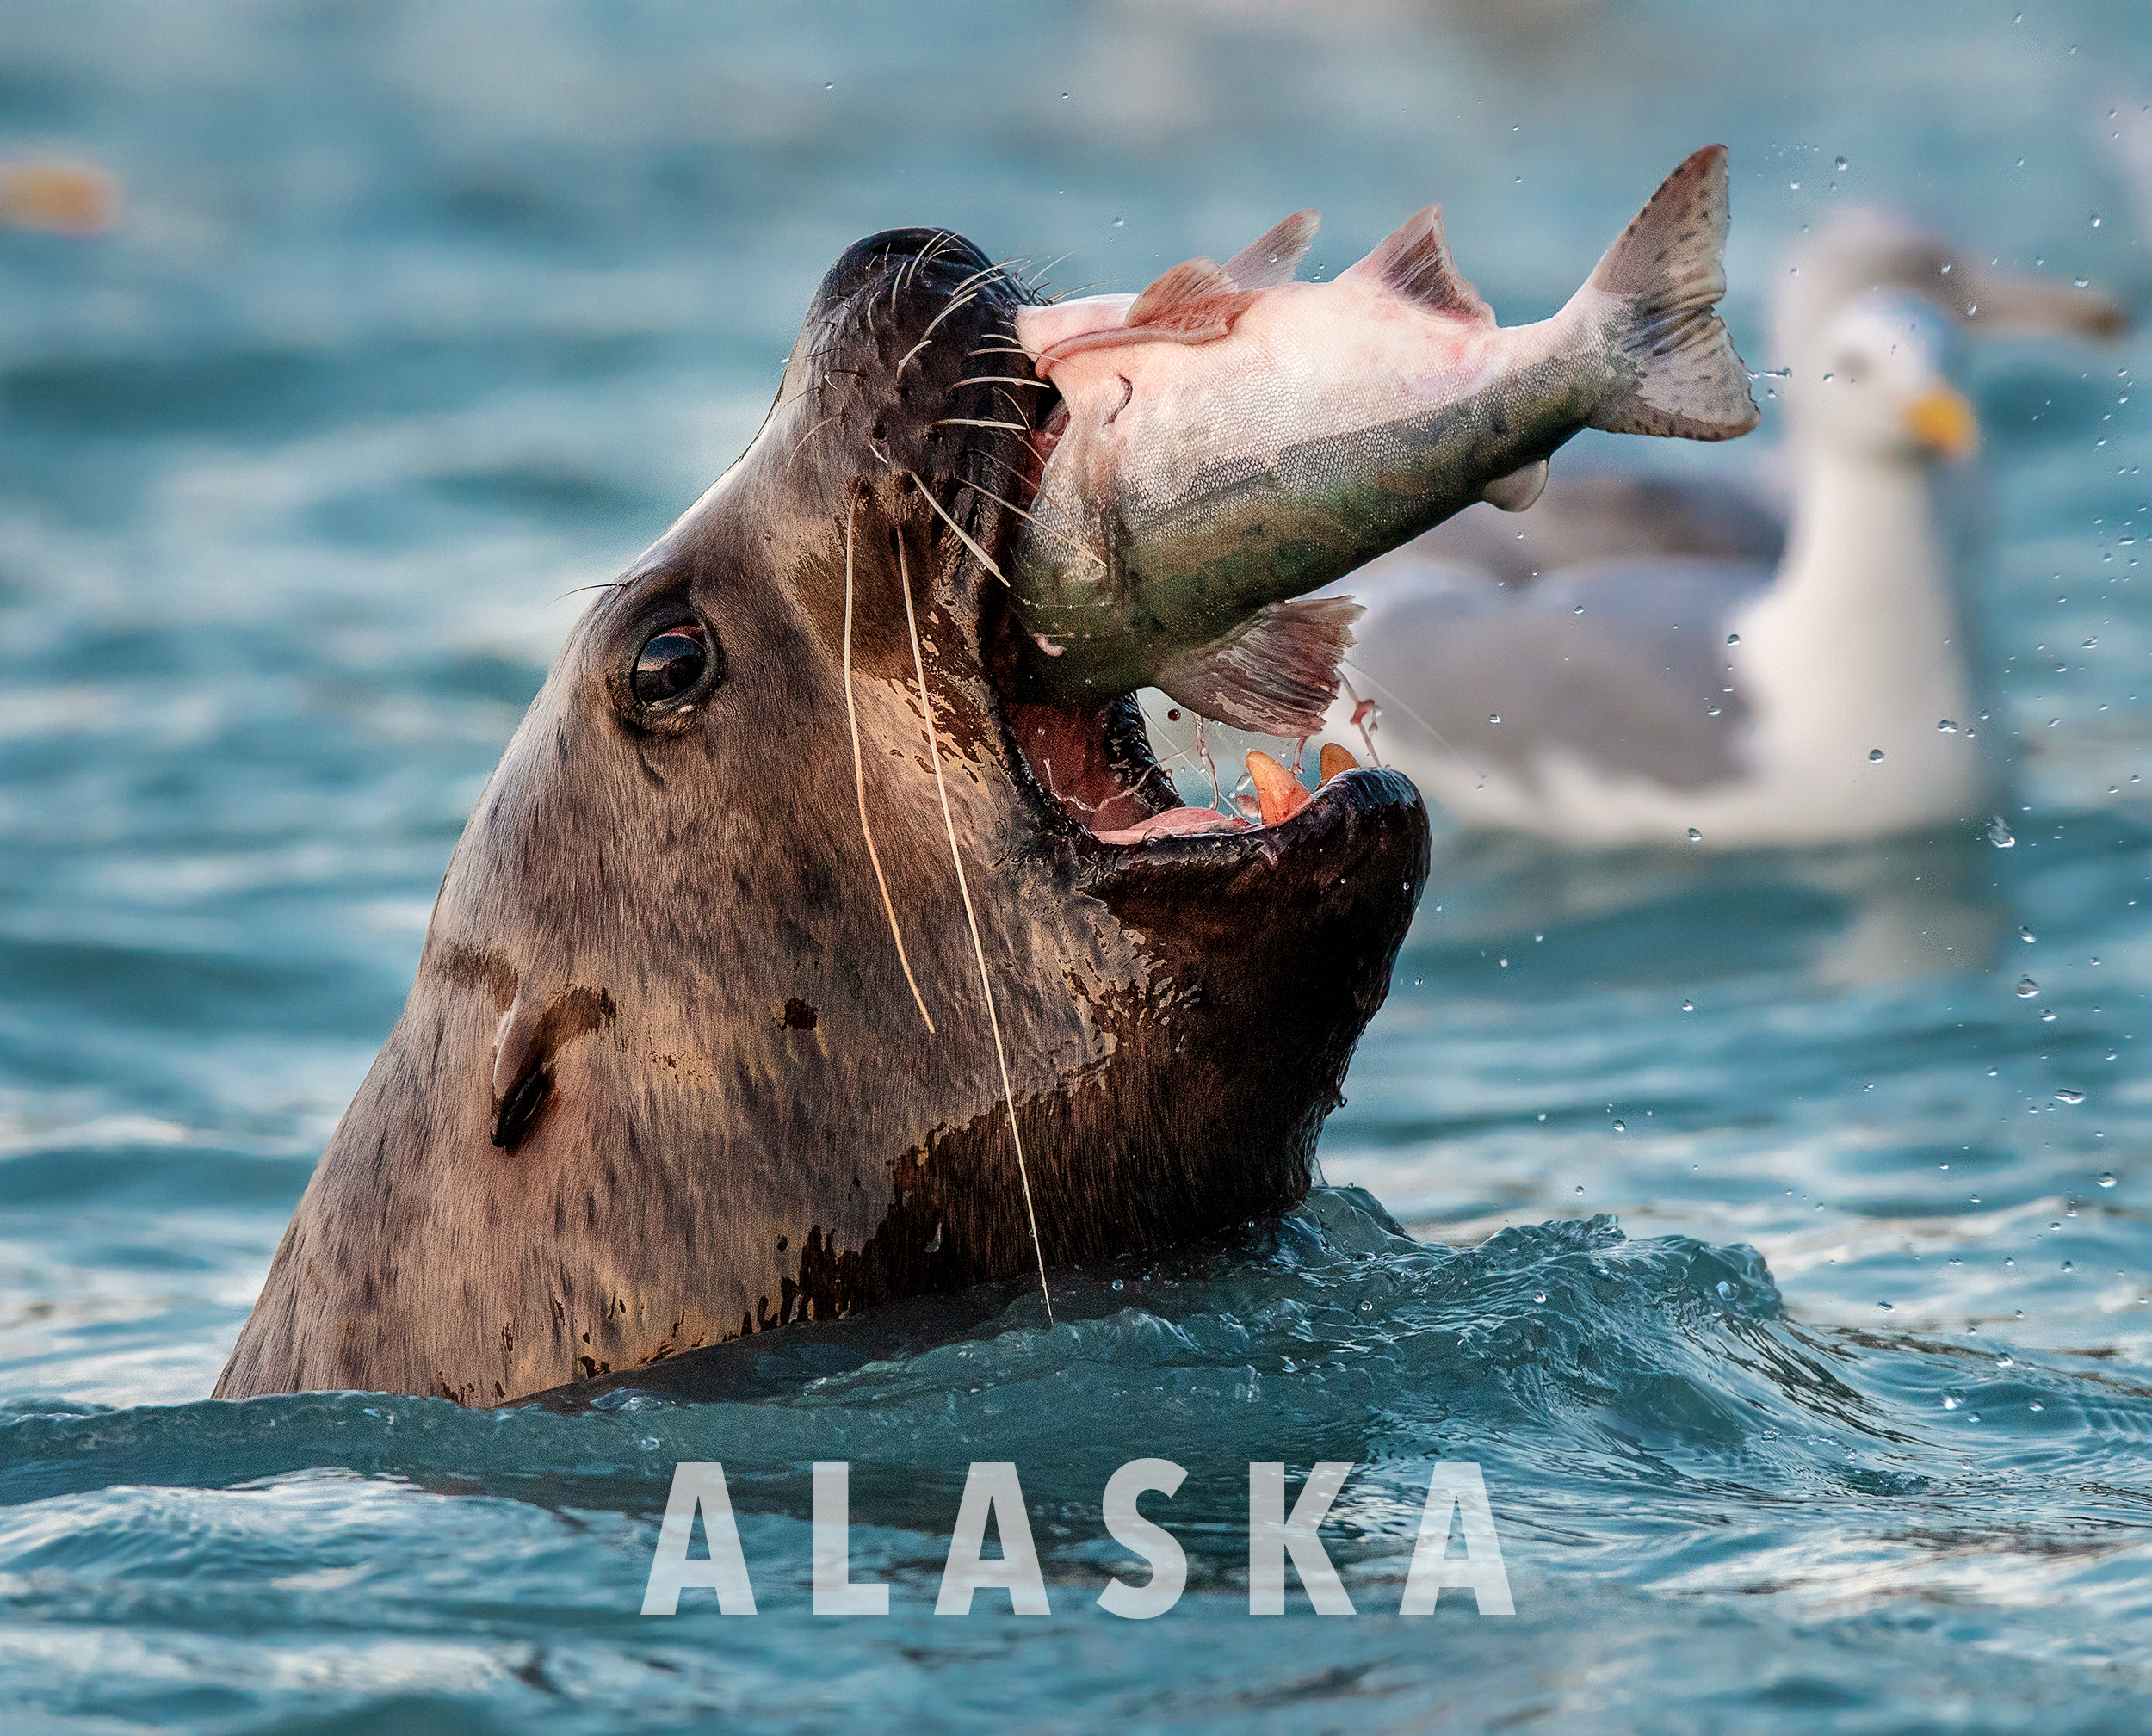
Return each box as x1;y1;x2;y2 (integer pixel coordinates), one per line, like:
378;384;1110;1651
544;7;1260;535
213;228;1430;1407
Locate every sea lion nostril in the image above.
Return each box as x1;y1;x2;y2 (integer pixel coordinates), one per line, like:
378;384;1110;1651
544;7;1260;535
632;624;708;705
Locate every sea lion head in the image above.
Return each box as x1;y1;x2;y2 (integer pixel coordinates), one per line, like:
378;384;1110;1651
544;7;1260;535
217;228;1429;1405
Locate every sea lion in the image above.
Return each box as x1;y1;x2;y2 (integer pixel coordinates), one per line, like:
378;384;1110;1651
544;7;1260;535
214;229;1429;1406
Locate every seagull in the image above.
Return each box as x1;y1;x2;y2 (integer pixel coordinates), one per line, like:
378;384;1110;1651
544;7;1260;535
1330;213;2128;849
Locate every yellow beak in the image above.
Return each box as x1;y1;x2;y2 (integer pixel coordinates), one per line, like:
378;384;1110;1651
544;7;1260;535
1902;385;1979;461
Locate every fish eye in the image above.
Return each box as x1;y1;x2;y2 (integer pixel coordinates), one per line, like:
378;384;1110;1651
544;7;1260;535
633;622;713;707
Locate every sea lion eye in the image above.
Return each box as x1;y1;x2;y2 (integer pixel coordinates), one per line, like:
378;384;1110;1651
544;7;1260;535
633;623;709;706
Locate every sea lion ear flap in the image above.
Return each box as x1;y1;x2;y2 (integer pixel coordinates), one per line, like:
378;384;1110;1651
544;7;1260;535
492;990;552;1152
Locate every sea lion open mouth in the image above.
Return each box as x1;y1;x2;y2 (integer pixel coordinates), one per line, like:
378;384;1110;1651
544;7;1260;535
214;228;1429;1407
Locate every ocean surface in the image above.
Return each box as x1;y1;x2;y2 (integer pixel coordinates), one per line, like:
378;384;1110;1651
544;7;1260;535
4;2;2152;1729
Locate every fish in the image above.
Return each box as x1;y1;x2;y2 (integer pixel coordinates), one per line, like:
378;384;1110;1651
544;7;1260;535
1005;144;1762;737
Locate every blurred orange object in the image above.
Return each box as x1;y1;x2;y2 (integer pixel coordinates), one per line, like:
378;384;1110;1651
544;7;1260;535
0;160;120;235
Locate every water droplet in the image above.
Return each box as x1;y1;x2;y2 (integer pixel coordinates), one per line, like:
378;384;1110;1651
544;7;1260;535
1574;604;1585;615
1533;1290;1547;1304
1488;713;1500;724
2092;213;2102;228
1877;1300;1895;1312
1610;1120;1625;1133
1835;155;1848;170
1941;1394;1959;1408
1726;632;1741;646
2042;1010;2058;1022
2056;1087;2086;1103
2099;1172;2118;1188
1358;1298;1374;1312
1997;1354;2013;1366
1988;815;2017;847
1938;719;1958;733
2062;1259;2075;1271
1112;216;1125;228
2018;976;2040;998
824;81;834;90
1681;999;1695;1012
2083;636;2098;648
1868;748;1885;763
2020;926;2036;942
2029;1399;2044;1412
1687;827;1703;843
1790;181;1800;191
1715;1280;1735;1302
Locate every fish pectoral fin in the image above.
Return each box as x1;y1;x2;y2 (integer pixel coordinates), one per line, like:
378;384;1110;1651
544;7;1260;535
1343;204;1494;326
1481;459;1549;513
1157;596;1364;737
1580;144;1761;442
1222;209;1320;289
1122;256;1260;341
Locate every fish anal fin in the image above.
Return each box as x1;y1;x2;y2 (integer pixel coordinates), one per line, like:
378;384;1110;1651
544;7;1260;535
1223;209;1320;289
1346;205;1494;326
1157;596;1363;737
1481;459;1549;512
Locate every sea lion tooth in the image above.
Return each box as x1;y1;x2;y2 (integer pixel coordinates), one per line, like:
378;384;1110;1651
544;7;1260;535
1245;751;1310;827
1318;743;1359;786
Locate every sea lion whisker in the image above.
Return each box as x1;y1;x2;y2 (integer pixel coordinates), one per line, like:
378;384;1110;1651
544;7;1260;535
967;345;1035;360
945;257;1019;300
906;470;1011;590
955;478;1105;569
789;413;844;467
1339;659;1482;777
951;375;1051;389
933;417;1030;433
844;498;937;1035
1044;278;1111;304
968;447;1086;529
901;231;957;295
895;528;1053;1325
896;290;990;378
1023;252;1074;294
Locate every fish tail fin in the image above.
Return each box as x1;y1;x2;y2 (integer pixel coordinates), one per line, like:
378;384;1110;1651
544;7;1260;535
1157;596;1362;737
1580;145;1760;441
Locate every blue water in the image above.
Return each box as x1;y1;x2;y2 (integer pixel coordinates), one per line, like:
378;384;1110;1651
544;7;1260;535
4;2;2152;1728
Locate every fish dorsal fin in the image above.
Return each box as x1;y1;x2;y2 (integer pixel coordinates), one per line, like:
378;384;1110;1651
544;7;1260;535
1347;205;1493;325
1223;209;1320;288
1124;256;1258;341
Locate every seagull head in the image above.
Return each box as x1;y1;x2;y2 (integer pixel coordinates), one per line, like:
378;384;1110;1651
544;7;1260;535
1796;290;1978;466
